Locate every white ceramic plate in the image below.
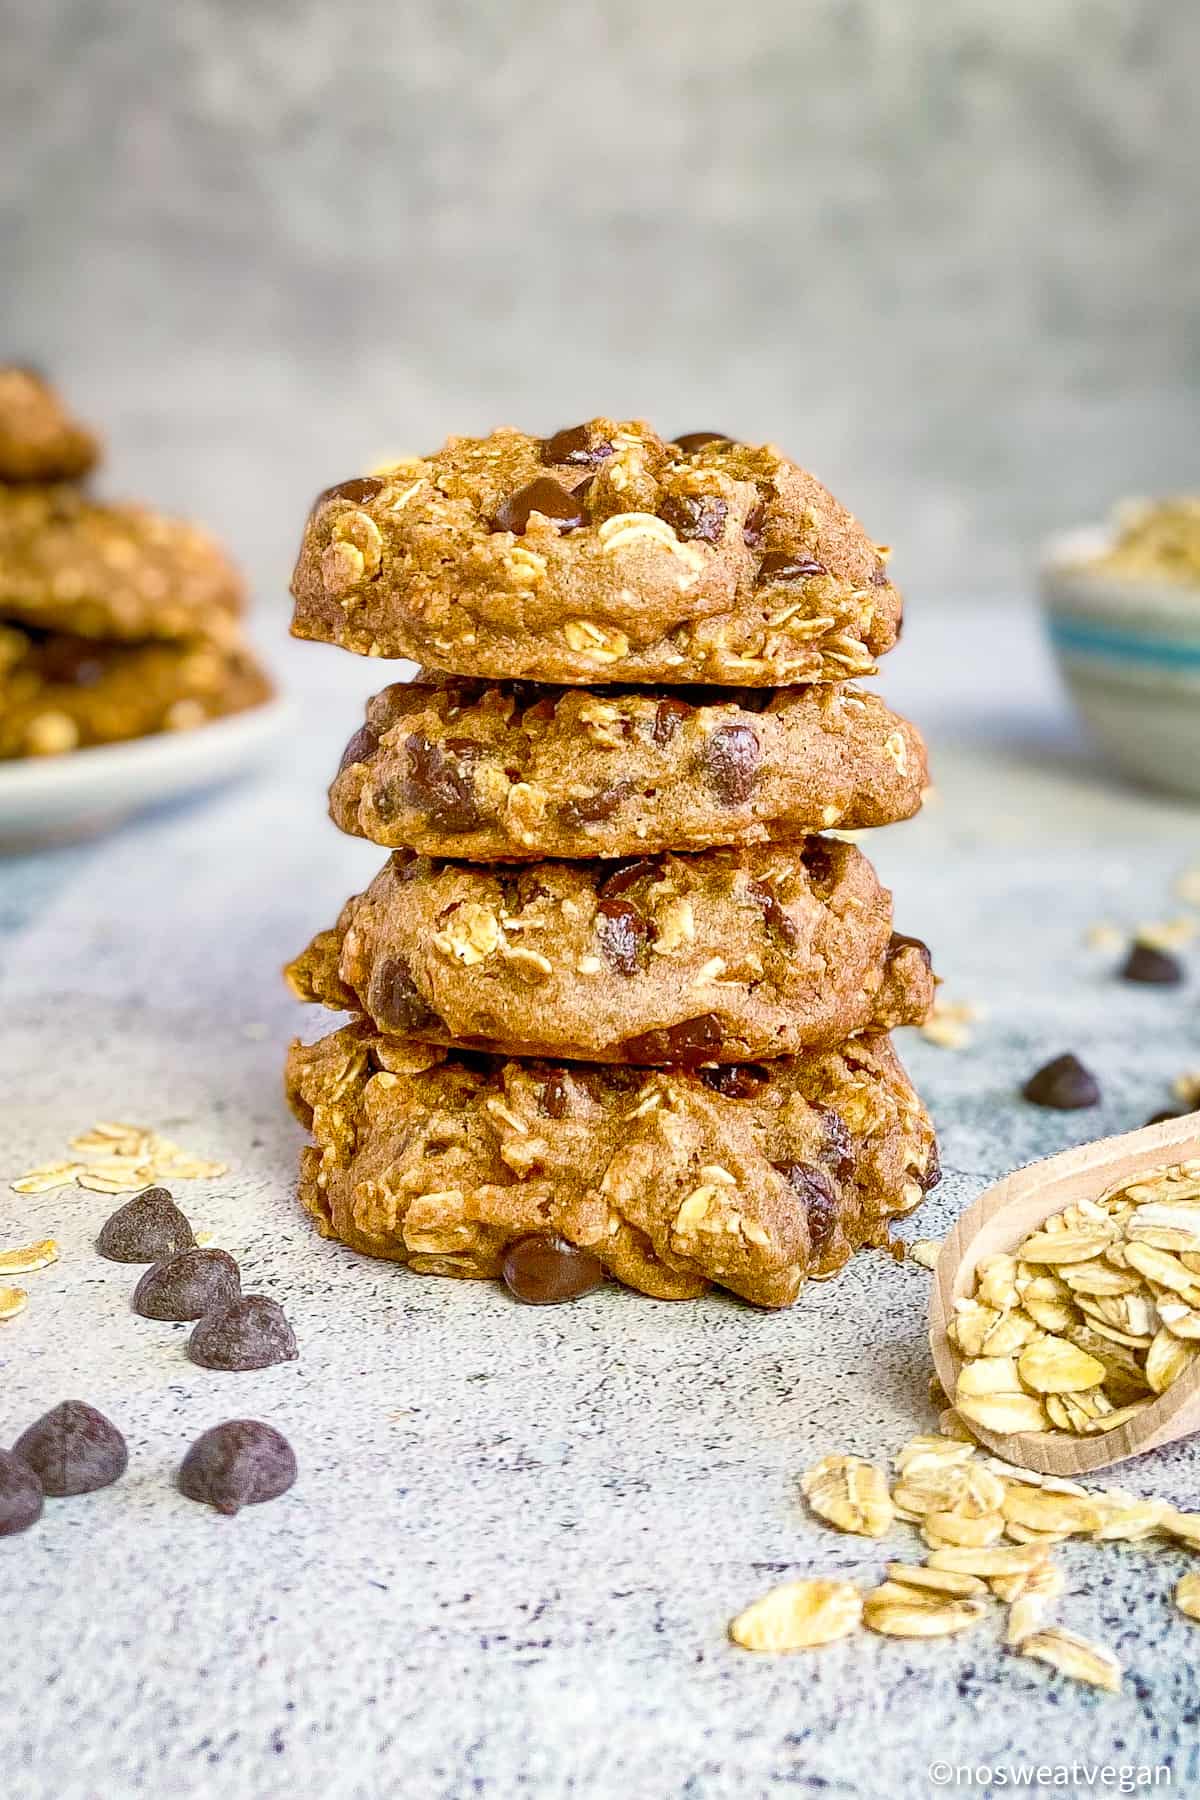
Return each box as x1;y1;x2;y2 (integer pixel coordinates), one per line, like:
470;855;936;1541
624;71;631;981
0;697;293;851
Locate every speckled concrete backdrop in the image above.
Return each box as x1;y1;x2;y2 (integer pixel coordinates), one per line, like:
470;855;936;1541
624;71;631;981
3;0;1199;603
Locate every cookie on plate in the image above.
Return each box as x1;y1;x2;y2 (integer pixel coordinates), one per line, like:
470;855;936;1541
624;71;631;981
330;676;928;860
0;485;245;641
0;622;273;759
285;1022;939;1307
286;839;935;1063
0;367;100;484
290;421;901;685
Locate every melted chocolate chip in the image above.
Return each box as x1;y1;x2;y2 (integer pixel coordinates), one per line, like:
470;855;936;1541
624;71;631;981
742;502;767;548
747;879;800;947
369;954;441;1034
12;1402;128;1496
776;1163;839;1255
178;1420;297;1516
188;1296;299;1372
1119;943;1184;986
703;724;761;805
598;858;658;898
756;550;826;583
672;431;731;453
813;1105;855;1180
492;477;585;535
320;474;384;507
338;723;379;773
699;1065;769;1100
1022;1053;1101;1111
658;494;728;545
402;734;483;832
539;1072;570;1119
594;897;654;974
651;697;694;745
919;1138;942;1193
620;1014;724;1065
96;1187;196;1264
557;783;633;828
0;1449;43;1536
132;1249;242;1322
501;1235;605;1305
889;932;933;971
800;839;837;889
540;425;614;467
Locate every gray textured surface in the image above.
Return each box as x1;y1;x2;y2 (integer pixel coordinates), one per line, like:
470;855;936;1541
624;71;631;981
3;0;1200;605
2;601;1200;1797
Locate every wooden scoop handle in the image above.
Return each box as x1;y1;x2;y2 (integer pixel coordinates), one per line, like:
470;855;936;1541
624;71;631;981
929;1110;1200;1476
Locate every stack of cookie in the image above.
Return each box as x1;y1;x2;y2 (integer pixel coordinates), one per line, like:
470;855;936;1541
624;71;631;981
0;368;271;760
285;420;939;1309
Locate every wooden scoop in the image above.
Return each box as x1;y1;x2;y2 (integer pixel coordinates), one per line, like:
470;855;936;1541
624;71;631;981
929;1110;1200;1476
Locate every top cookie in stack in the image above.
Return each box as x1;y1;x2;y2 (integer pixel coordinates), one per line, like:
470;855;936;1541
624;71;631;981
285;420;939;1310
0;368;271;759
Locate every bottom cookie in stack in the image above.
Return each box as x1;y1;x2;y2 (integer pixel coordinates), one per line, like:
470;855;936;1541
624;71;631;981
285;1022;939;1309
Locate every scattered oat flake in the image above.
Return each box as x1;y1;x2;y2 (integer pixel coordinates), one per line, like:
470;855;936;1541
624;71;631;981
0;1286;29;1320
863;1580;987;1639
11;1123;227;1195
919;999;982;1051
801;1454;895;1538
1084;922;1126;952
1174;867;1200;909
729;1579;863;1652
908;1239;943;1270
1172;1072;1200;1110
0;1238;58;1274
1019;1626;1122;1693
1136;916;1196;952
1175;1570;1200;1623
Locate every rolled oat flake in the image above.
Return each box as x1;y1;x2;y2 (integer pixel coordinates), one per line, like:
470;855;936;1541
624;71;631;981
12;1400;128;1496
96;1186;196;1263
178;1420;297;1515
188;1295;298;1371
133;1248;241;1321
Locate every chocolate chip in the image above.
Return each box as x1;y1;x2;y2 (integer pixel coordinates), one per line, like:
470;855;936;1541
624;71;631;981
742;502;767;548
598;857;657;898
594;897;654;974
1022;1053;1101;1110
540;425;614;467
621;1014;724;1065
800;839;838;888
178;1420;297;1516
0;1449;43;1536
188;1296;299;1372
919;1138;942;1193
338;723;379;773
1119;943;1185;986
672;431;731;453
320;475;384;507
813;1105;855;1180
776;1163;839;1255
402;733;483;832
132;1248;242;1322
889;931;933;971
96;1187;196;1263
756;550;826;583
368;954;441;1034
747;879;800;946
658;494;728;544
539;1072;570;1119
492;477;585;535
501;1235;605;1305
703;723;760;805
651;697;694;744
12;1401;127;1496
699;1064;769;1099
557;783;632;828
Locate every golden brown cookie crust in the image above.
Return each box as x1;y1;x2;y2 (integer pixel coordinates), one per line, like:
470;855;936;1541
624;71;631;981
289;421;901;685
286;840;935;1063
0;623;273;759
330;676;928;859
285;1022;938;1307
0;367;100;484
0;485;245;641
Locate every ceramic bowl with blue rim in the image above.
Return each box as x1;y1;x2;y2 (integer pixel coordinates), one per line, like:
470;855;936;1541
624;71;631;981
1040;523;1200;799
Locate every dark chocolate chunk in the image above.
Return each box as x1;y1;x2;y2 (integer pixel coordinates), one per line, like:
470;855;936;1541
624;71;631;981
657;494;728;545
540;424;614;467
492;477;585;535
699;1064;770;1100
501;1234;605;1305
756;550;826;583
402;733;483;832
368;954;441;1034
621;1014;724;1065
132;1249;242;1322
651;696;694;744
594;897;654;975
919;1137;942;1193
889;931;933;971
703;723;761;805
813;1105;855;1180
338;723;379;773
742;502;767;548
1022;1053;1101;1111
800;838;837;888
671;431;731;453
557;783;632;828
538;1071;570;1119
598;858;657;898
1119;943;1185;986
12;1401;127;1496
0;1448;43;1536
178;1420;297;1516
188;1296;299;1372
776;1163;839;1255
320;474;384;507
96;1187;195;1264
747;878;800;947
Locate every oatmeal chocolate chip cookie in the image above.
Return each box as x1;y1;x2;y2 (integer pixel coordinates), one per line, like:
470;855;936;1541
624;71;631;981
285;839;935;1064
0;367;100;484
289;421;900;685
0;484;245;641
330;676;928;859
285;1022;939;1307
0;623;273;759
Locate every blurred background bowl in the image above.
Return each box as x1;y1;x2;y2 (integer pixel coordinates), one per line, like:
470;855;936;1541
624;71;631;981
1040;526;1200;799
